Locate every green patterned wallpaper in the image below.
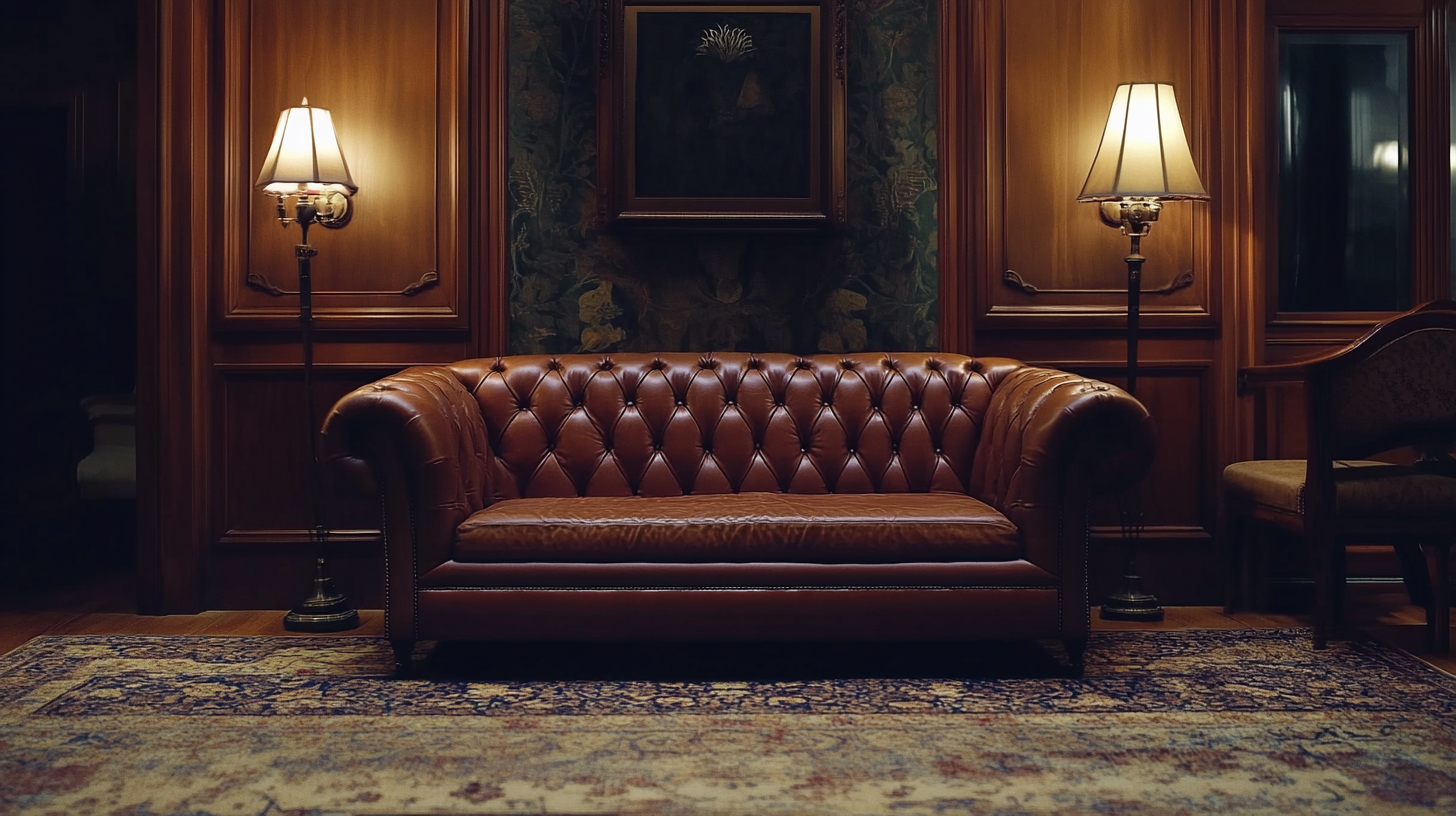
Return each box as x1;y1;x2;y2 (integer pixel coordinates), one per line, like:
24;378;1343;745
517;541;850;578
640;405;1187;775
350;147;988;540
507;0;937;354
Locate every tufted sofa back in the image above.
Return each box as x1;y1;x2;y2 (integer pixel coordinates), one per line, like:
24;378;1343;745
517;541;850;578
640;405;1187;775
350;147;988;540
446;352;1024;501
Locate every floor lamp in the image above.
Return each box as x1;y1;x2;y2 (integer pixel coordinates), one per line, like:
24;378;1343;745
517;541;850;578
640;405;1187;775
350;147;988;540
1077;83;1209;621
255;99;361;632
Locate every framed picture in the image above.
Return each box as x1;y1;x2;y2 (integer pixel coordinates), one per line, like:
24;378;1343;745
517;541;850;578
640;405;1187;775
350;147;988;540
598;0;847;231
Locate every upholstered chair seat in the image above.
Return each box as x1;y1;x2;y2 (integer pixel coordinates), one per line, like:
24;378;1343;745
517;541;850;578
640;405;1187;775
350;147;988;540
1223;459;1456;518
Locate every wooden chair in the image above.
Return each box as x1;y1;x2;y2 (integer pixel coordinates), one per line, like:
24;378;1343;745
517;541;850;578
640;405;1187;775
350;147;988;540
1223;301;1456;650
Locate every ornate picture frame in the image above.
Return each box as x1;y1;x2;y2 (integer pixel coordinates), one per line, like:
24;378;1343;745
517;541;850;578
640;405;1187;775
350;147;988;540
598;0;847;231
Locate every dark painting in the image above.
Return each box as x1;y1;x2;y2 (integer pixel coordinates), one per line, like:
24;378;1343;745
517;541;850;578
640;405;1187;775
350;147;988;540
632;10;813;199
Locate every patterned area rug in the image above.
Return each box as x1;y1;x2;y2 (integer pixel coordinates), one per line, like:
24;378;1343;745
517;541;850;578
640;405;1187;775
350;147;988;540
2;630;1455;815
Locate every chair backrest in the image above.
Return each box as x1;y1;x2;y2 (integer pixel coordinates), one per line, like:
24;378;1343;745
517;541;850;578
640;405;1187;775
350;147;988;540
1316;302;1456;460
448;352;1021;499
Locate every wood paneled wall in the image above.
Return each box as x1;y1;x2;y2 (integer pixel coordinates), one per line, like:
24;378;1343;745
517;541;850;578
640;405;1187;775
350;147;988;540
140;0;1282;611
141;0;487;611
223;0;468;330
951;0;1262;604
990;0;1213;326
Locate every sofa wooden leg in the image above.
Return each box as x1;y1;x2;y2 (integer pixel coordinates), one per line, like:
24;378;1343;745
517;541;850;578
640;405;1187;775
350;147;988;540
391;639;416;677
1063;638;1087;678
1425;542;1451;653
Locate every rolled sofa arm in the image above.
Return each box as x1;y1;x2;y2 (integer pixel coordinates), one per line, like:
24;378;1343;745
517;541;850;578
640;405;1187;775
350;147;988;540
970;364;1156;574
321;365;497;583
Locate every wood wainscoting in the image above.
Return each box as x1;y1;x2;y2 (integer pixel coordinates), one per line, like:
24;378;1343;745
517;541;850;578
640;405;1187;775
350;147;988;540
140;0;1445;612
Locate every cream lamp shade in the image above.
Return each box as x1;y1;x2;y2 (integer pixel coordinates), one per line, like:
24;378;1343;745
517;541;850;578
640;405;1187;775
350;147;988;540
254;98;357;196
1078;83;1207;201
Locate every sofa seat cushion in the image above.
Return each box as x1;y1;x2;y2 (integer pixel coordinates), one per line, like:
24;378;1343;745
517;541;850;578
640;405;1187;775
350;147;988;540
454;492;1020;564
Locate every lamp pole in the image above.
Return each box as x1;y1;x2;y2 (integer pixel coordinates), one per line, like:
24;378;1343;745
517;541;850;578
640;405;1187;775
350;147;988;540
1077;83;1208;623
1098;205;1162;621
255;100;361;631
281;200;359;632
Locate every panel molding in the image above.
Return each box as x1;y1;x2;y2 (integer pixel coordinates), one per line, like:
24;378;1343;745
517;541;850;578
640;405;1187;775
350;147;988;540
137;0;214;614
217;529;383;546
475;0;511;356
972;0;1217;329
937;0;974;353
218;0;469;331
212;366;395;551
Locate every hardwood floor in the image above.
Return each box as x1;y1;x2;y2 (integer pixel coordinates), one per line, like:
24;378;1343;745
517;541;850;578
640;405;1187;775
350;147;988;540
2;570;1451;675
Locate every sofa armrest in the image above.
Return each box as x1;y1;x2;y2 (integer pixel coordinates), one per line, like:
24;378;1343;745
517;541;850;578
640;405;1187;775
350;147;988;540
321;365;496;637
971;366;1156;574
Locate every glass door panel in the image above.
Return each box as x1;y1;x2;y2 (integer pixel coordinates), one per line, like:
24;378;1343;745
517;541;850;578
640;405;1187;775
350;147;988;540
1277;32;1410;312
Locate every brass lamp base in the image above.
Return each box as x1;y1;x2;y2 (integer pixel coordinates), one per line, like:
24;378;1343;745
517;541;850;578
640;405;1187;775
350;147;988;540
283;558;361;632
1100;583;1165;621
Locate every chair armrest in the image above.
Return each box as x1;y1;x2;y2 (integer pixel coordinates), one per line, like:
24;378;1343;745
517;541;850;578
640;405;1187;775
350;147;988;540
972;366;1156;575
1238;361;1311;396
321;366;497;613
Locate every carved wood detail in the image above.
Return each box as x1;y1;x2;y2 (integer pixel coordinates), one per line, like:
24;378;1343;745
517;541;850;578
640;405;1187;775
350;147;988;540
1003;268;1196;296
245;270;440;297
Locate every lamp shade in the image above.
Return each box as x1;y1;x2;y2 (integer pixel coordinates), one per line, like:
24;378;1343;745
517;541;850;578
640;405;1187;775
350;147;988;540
254;98;357;195
1078;83;1207;201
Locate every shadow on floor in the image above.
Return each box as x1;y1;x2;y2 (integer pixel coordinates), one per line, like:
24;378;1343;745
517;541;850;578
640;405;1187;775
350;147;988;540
415;638;1074;682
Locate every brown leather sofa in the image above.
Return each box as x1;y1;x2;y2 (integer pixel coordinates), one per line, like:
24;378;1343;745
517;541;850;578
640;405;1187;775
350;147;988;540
322;353;1155;674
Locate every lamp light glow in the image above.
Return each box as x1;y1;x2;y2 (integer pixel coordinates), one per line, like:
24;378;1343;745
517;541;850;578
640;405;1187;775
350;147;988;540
1079;83;1208;202
255;98;357;196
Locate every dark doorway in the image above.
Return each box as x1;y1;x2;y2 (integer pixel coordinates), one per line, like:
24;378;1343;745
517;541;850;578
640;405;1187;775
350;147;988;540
0;2;139;590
